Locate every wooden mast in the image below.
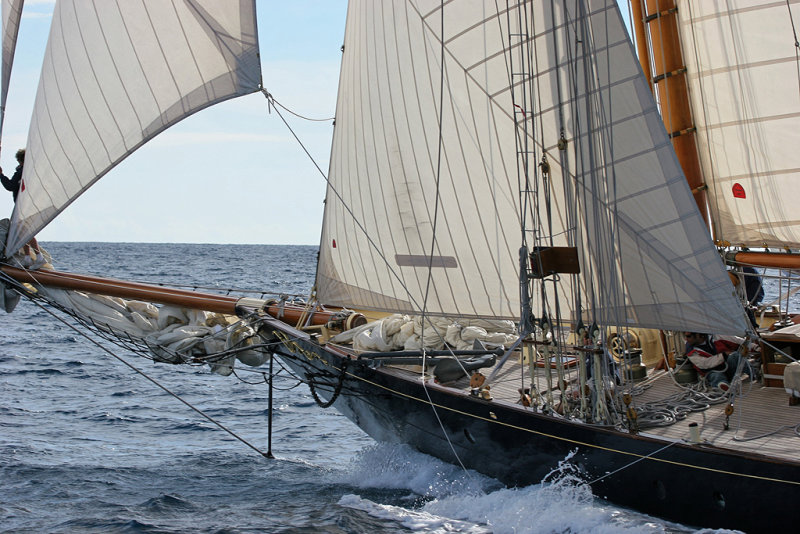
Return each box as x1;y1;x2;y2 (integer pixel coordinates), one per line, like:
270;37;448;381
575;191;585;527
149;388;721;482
629;0;652;93
637;0;709;228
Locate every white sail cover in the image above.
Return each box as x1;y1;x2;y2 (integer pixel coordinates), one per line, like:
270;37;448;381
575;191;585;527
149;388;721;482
5;0;261;255
677;0;800;248
0;0;23;139
317;0;749;335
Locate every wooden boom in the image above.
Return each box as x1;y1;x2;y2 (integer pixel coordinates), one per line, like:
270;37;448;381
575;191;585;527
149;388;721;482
0;265;366;328
725;251;800;270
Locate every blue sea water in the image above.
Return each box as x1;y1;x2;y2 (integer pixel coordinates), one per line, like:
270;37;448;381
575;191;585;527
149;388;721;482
0;243;728;533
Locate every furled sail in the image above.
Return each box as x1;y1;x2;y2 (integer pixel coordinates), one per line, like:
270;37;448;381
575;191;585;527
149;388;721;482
0;0;23;140
676;0;800;248
317;0;749;335
5;0;261;255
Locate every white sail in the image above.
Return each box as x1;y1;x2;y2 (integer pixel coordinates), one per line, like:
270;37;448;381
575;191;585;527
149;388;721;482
0;0;23;139
677;0;800;248
317;0;749;335
5;0;261;255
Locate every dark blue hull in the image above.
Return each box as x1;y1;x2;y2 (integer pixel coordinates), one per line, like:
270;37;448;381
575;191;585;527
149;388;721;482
264;319;798;533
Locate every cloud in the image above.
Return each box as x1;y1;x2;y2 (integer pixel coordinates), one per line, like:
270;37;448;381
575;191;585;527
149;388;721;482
21;0;54;19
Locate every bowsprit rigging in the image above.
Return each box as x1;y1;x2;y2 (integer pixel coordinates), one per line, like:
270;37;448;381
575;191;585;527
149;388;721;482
1;1;800;532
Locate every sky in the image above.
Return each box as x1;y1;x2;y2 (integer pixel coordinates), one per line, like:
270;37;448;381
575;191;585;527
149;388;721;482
0;1;348;245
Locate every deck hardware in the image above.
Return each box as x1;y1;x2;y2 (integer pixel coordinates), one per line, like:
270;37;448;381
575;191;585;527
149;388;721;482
724;403;734;430
688;422;700;444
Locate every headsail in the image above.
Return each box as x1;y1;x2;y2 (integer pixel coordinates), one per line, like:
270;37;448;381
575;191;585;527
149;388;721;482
317;0;749;335
5;0;261;255
676;0;800;248
0;0;23;141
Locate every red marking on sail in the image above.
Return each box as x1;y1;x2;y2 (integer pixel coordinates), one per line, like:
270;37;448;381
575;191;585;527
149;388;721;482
732;183;746;199
332;239;337;248
20;180;24;193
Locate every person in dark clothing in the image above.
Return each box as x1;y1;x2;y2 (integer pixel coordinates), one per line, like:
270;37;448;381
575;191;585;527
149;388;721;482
0;148;25;201
1;148;40;261
738;265;765;328
742;266;764;305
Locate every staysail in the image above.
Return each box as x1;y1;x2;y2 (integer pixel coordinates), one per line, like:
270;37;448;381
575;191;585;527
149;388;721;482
676;0;800;248
317;0;749;335
0;0;23;140
5;0;261;255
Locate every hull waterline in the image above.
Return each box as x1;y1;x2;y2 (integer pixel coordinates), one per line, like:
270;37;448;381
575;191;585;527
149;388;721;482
262;317;799;533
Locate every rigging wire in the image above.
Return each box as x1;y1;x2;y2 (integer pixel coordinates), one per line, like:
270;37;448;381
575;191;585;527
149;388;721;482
499;0;539;400
550;2;581;324
786;0;800;100
260;88;441;328
544;0;574;400
565;1;626;424
15;286;272;458
419;0;449;355
264;93;335;122
586;439;679;486
593;0;631;416
416;0;472;479
0;265;377;447
493;0;536;400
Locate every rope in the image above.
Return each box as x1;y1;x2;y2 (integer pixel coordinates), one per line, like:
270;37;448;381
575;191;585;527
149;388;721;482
415;1;474;481
734;422;800;442
15;286;272;458
633;387;722;429
258;88;431;321
306;360;348;408
263;91;335;122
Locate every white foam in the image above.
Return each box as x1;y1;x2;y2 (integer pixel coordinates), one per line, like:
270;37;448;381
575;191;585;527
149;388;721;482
418;454;659;534
337;443;500;498
339;494;489;533
333;444;723;533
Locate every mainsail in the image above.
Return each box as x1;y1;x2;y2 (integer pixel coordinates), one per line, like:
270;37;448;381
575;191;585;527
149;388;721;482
5;0;261;255
676;0;800;248
0;0;23;140
316;0;749;335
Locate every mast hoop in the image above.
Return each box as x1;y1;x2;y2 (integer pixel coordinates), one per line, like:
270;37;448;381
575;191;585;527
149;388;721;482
652;67;687;84
668;126;697;138
643;7;678;24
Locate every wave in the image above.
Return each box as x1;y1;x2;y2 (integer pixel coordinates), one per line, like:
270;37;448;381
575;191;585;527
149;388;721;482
332;443;706;534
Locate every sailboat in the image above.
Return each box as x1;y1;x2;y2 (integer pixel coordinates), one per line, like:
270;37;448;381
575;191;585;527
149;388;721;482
1;0;798;531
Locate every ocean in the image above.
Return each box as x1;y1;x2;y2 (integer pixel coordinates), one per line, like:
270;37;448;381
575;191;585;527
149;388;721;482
0;242;730;533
